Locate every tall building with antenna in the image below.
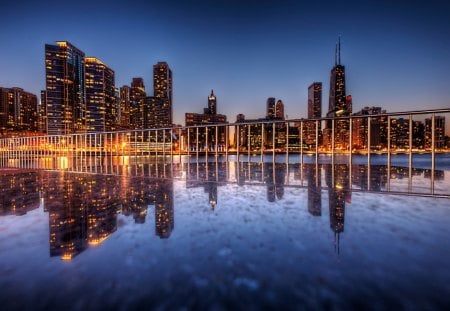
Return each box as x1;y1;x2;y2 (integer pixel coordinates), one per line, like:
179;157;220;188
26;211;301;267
325;36;350;150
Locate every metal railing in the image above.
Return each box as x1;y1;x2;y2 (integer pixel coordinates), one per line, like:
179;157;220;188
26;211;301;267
0;108;448;170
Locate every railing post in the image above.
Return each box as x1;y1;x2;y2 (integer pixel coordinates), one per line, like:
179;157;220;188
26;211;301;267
272;122;275;163
368;116;371;190
261;123;264;162
156;129;159;162
387;116;391;192
247;124;251;162
431;113;435;194
368;116;371;166
170;128;174;163
286;121;289;165
409;114;413;192
163;129;166;162
215;125;218;158
196;127;199;161
225;125;229;163
236;124;240;164
349;116;352;167
331;118;335;162
187;128;191;160
179;127;182;163
205;126;208;161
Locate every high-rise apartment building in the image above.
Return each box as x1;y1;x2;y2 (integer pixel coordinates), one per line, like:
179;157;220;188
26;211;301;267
0;87;38;134
306;82;322;146
130;78;146;129
266;97;276;119
276;100;285;119
119;86;131;129
39;90;47;133
85;57;116;132
147;62;173;128
153;62;173;103
352;106;385;150
207;90;217;115
45;41;85;135
308;82;322;119
425;116;446;149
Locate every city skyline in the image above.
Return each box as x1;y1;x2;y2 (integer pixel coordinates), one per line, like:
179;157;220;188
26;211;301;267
0;0;449;128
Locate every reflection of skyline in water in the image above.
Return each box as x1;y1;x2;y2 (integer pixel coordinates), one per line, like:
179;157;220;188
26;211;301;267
0;161;448;259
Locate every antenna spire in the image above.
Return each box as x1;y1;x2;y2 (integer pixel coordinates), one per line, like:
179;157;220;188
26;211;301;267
338;35;341;65
335;42;337;66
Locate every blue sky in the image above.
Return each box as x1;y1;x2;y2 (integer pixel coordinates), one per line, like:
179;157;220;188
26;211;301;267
0;0;449;128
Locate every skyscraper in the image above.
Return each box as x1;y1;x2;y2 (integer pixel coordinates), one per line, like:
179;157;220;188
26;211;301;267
326;37;349;150
308;82;322;119
0;87;38;134
266;97;276;119
39;90;47;133
130;78;146;129
306;82;322;146
119;86;131;129
275;99;285;119
146;62;173;129
45;41;85;135
85;57;116;132
425;116;446;149
207;90;217;115
153;62;173;103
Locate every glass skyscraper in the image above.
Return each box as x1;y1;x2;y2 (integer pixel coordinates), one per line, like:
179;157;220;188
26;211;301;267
45;41;85;135
85;57;115;132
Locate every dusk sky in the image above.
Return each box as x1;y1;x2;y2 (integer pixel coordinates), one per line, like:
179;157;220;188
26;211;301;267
1;0;449;126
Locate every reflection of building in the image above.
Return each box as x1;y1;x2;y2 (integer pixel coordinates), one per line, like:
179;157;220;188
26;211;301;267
187;161;227;207
0;171;39;216
45;174;88;260
45;41;85;135
155;179;174;239
264;163;286;202
86;176;119;245
85;57;116;132
185;90;227;151
0;87;38;134
305;164;321;216
325;164;351;254
42;173;120;260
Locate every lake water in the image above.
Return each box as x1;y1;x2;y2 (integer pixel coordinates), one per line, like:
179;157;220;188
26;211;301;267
1;156;450;310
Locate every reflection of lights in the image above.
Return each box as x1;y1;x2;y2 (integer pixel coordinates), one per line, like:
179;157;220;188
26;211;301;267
336;184;343;190
58;157;69;169
88;236;109;246
61;253;73;261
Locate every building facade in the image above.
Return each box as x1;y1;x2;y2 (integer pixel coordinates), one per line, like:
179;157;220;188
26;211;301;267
185;90;227;151
130;78;146;129
0;87;38;135
149;62;173;128
306;82;322;147
45;41;85;135
85;57;116;132
325;38;350;150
